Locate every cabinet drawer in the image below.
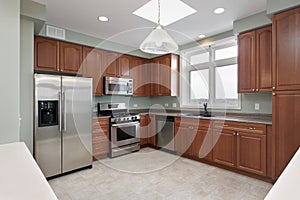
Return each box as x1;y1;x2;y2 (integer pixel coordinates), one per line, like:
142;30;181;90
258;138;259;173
214;121;266;135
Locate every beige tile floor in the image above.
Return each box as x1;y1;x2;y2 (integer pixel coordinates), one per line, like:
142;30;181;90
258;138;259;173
49;148;272;200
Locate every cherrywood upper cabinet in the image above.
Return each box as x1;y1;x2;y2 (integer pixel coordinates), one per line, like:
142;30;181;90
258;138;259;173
238;31;256;93
34;36;59;72
103;51;119;77
256;26;272;92
273;91;300;178
130;57;149;96
238;26;272;93
103;52;131;78
82;47;104;96
150;54;179;96
59;41;83;74
118;55;130;77
272;7;300;91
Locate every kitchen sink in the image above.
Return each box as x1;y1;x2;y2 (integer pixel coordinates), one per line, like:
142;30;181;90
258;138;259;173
182;113;215;118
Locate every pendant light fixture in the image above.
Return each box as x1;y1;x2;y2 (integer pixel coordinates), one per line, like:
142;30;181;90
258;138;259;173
139;0;178;54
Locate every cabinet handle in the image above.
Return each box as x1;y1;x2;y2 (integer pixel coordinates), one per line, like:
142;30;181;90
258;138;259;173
189;126;194;130
272;92;276;96
237;133;239;136
272;86;276;90
233;132;236;136
252;89;255;92
256;89;259;92
248;127;256;130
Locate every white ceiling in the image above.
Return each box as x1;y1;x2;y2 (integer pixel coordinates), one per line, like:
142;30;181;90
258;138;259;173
36;0;267;48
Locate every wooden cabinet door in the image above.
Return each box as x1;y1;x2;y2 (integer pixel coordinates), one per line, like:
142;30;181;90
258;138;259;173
273;7;300;91
82;47;103;96
118;55;130;77
130;58;147;96
236;132;266;176
150;60;160;96
147;115;156;147
34;37;59;72
238;31;256;93
103;51;119;77
273;91;300;178
191;128;212;160
157;56;171;96
59;42;82;74
92;118;109;160
140;115;148;146
212;129;236;167
256;26;272;92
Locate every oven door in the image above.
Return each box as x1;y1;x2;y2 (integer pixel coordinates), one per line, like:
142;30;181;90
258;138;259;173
111;122;140;147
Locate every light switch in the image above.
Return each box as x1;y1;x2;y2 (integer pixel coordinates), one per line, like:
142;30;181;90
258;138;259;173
165;103;169;107
255;103;260;110
133;104;138;108
172;103;177;108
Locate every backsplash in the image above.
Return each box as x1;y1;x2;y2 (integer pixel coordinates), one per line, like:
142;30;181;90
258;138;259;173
94;93;272;114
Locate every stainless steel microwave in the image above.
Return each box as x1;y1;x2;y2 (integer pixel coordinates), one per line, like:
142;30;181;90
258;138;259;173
104;76;133;95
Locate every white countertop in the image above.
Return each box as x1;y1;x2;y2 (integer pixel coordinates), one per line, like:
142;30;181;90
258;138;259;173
265;148;300;199
0;142;58;200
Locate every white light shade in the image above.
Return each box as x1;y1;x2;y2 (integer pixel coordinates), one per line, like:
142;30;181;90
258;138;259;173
140;26;178;54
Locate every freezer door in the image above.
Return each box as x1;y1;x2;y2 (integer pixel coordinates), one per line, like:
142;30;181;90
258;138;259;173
34;74;62;178
62;76;93;173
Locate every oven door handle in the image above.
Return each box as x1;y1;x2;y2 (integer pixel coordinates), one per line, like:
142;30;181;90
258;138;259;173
111;122;140;128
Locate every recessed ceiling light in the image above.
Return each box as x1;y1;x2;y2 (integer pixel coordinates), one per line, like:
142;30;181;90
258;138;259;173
198;34;206;39
213;7;225;14
97;16;109;22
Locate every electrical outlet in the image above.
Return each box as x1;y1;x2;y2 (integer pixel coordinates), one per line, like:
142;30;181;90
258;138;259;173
165;103;169;107
133;104;138;108
255;103;260;110
172;103;177;108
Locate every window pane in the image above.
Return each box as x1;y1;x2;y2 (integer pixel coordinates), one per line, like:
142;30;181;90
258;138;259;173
190;52;209;65
215;64;238;99
190;69;209;100
215;46;237;60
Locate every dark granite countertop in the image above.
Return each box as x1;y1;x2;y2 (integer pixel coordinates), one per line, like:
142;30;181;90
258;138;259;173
130;109;272;125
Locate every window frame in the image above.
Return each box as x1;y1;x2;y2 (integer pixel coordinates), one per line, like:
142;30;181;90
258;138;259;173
180;37;241;109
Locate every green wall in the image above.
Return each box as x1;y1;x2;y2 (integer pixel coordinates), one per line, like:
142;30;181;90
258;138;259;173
20;17;34;153
95;93;272;114
0;0;20;144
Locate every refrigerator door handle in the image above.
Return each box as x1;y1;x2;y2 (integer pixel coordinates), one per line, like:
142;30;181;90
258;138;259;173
59;91;62;133
62;91;67;132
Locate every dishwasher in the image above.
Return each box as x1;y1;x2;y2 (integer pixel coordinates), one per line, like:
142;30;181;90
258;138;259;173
156;115;175;152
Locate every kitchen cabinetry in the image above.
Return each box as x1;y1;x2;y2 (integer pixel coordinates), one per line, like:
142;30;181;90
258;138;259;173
34;36;83;75
103;52;130;78
273;91;300;178
92;118;109;160
34;36;59;72
150;54;179;96
213;121;267;176
130;57;149;96
59;41;83;74
147;115;157;147
140;115;149;147
238;26;272;93
174;117;198;156
272;7;300;91
82;47;104;96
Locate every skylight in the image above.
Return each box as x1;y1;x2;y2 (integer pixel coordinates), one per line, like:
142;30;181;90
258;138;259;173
133;0;197;27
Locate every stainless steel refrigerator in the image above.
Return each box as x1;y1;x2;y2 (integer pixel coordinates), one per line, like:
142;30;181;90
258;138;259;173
34;73;93;178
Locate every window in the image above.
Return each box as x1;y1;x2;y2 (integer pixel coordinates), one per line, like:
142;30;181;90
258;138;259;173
190;69;209;100
180;37;240;109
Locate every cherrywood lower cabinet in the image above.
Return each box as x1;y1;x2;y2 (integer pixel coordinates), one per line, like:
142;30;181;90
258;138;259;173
139;114;156;147
92;118;109;160
273;91;300;178
213;121;267;176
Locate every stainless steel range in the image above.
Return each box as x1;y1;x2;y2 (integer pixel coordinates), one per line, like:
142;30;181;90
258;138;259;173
98;103;140;157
